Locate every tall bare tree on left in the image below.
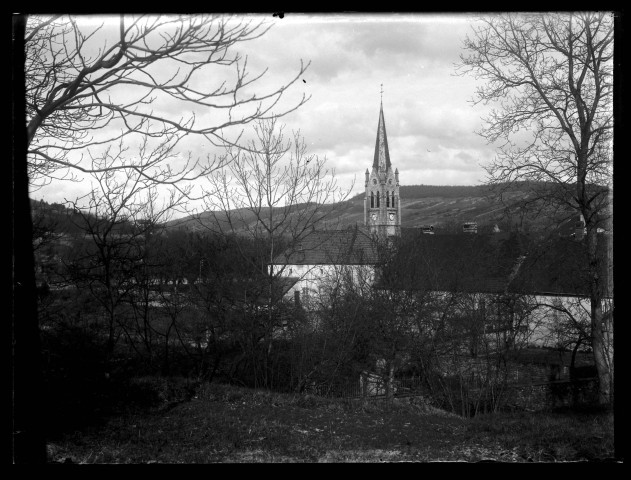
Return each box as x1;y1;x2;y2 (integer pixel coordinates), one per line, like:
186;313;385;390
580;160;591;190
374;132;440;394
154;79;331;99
25;13;309;189
13;13;309;463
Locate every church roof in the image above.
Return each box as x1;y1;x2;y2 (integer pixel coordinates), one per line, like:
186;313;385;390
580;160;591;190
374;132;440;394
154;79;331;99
380;231;523;294
509;234;611;298
271;225;611;299
372;103;392;172
272;227;380;266
380;229;612;298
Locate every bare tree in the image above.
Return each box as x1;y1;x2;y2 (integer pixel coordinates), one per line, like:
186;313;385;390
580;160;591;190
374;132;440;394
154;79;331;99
199;118;351;387
15;14;311;460
13;16;46;462
25;14;309;192
457;12;614;404
63;154;187;355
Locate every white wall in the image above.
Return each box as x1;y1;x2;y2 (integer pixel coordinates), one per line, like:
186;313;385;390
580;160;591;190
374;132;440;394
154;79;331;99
526;294;612;349
271;263;376;306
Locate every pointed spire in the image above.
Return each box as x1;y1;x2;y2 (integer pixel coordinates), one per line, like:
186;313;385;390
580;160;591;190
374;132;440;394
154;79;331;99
372;101;391;171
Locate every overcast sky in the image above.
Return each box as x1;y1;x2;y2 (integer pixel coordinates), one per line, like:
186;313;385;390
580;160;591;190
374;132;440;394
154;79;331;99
32;13;500;208
250;13;497;195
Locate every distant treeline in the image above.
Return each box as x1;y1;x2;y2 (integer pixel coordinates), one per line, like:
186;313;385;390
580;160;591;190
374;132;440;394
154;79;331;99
30;198;83;235
30;198;143;237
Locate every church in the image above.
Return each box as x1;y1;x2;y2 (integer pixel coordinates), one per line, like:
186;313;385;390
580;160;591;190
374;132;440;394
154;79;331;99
270;99;400;305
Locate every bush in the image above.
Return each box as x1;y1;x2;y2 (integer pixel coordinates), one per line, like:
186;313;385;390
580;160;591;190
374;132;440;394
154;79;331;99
41;324;112;436
40;318;204;437
125;376;200;410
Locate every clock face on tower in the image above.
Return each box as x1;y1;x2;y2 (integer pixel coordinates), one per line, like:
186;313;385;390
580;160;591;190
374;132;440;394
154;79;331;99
389;213;395;221
388;179;392;185
371;213;377;221
372;179;377;185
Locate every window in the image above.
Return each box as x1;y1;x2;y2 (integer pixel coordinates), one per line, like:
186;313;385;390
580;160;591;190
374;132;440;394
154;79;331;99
386;191;390;207
392;192;395;208
376;191;380;207
463;222;478;233
370;192;374;208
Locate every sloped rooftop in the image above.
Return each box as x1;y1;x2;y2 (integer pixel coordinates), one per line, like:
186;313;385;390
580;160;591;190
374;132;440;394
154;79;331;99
382;229;611;297
509;234;612;297
272;227;380;266
272;225;612;298
380;230;524;294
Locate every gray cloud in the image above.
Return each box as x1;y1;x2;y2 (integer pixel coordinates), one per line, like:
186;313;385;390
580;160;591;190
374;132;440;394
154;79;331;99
33;13;502;207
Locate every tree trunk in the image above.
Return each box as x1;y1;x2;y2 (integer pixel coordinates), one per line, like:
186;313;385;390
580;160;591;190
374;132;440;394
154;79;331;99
12;15;47;463
385;361;395;401
591;299;613;405
586;226;613;406
570;335;584;372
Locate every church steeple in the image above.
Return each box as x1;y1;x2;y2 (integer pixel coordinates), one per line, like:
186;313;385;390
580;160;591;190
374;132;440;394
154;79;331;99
364;90;401;238
372;103;391;172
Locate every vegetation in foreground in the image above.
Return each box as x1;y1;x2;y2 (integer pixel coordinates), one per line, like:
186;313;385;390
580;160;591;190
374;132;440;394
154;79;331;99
46;380;615;463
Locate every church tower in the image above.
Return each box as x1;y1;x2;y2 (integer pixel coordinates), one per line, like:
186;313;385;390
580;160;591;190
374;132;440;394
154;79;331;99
364;95;401;238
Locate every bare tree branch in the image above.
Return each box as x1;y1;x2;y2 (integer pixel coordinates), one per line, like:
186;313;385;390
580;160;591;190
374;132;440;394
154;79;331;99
25;14;311;190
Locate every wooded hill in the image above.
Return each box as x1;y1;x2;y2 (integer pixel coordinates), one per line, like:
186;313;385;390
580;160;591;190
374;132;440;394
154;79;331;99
31;181;610;238
167;182;609;236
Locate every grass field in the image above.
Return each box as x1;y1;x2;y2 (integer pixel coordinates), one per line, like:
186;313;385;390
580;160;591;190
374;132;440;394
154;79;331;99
46;381;617;463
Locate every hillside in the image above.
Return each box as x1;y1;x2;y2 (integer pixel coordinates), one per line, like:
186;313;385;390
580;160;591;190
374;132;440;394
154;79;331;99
32;182;608;237
166;183;586;235
332;187;520;232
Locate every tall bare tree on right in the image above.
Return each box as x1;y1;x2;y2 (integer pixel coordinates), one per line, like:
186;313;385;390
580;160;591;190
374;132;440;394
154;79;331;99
457;12;614;404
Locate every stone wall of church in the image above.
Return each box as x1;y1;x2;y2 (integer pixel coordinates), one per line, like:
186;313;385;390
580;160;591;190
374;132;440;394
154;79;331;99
365;172;400;236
